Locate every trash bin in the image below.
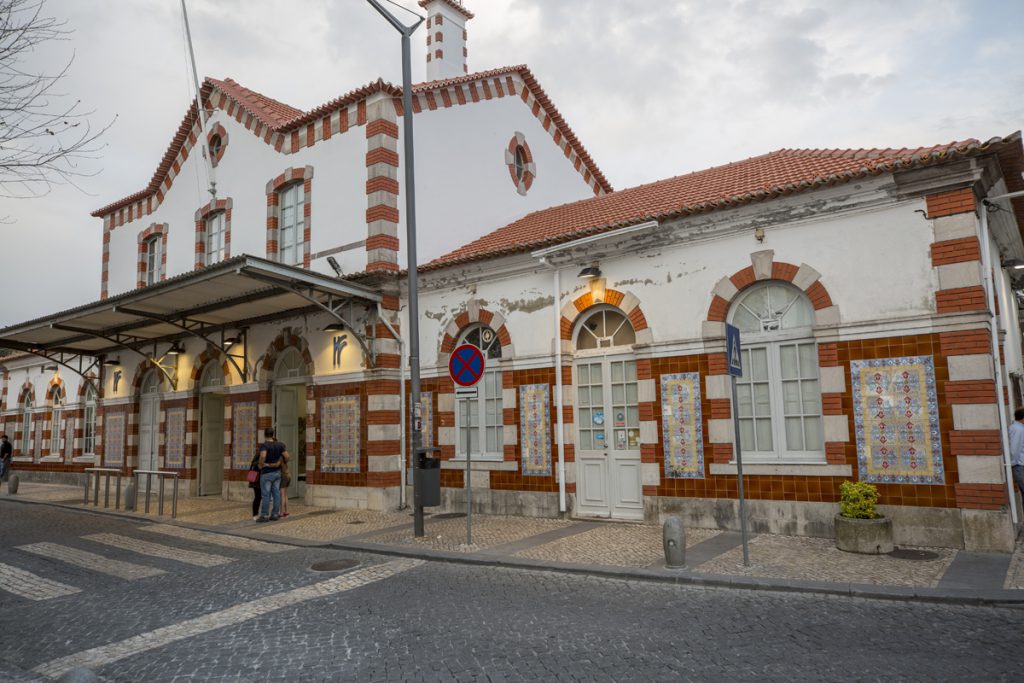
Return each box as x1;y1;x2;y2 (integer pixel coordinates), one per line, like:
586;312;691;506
414;454;441;508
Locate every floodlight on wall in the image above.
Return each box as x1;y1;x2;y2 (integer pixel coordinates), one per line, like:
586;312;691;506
167;342;185;356
577;265;601;279
1001;258;1024;270
323;322;346;332
223;335;240;348
327;256;344;277
102;357;121;367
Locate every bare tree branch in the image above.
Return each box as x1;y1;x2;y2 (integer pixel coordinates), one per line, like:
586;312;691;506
0;0;114;199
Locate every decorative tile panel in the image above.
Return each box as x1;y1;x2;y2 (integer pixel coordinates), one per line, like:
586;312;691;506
165;407;186;469
65;417;74;462
519;384;551;476
34;420;42;462
661;372;705;479
321;396;360;473
231;401;257;470
851;355;944;485
104;412;125;467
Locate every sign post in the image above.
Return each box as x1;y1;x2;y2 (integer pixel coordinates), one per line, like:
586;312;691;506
449;344;485;546
726;323;751;567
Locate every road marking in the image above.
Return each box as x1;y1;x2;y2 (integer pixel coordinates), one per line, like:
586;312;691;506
83;533;233;567
139;524;292;553
33;558;423;680
0;562;81;601
17;543;166;581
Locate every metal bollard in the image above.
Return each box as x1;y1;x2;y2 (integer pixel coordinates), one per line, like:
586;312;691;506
663;517;686;569
7;474;19;495
124;483;136;511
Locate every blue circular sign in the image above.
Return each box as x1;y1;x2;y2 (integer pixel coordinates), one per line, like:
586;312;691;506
449;344;485;387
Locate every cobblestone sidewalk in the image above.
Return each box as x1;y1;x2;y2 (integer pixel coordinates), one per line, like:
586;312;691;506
7;481;1024;596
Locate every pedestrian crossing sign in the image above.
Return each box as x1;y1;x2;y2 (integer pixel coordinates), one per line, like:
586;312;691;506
726;323;742;377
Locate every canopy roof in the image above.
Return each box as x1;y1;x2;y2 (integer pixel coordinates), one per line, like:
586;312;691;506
0;255;381;358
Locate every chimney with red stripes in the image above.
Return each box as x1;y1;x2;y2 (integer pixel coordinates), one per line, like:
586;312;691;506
419;0;473;81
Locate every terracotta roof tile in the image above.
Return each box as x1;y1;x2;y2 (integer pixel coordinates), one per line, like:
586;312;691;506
425;133;1024;271
418;0;474;20
205;78;303;128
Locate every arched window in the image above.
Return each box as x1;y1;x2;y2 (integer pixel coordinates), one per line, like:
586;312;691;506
574;306;636;350
20;394;32;456
200;361;224;390
274;347;306;381
83;384;97;455
50;388;63;455
513;145;526;182
144;235;162;286
455;324;503;459
141;371;161;396
278;183;304;266
728;282;823;461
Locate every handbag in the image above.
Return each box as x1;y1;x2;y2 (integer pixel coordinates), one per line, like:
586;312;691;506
246;470;259;484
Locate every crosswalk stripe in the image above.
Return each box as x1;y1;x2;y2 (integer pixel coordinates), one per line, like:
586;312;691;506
33;559;424;679
83;533;233;567
18;543;166;580
0;562;80;601
140;524;292;553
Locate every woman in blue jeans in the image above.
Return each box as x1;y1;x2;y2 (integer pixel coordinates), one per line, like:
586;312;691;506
257;428;291;522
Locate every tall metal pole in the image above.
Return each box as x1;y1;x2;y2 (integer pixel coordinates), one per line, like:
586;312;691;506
366;0;426;536
731;375;751;566
180;0;216;200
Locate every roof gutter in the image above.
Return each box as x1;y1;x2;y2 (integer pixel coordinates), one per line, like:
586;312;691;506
531;220;660;260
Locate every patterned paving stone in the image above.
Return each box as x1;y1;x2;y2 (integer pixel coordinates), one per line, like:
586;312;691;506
514;524;719;567
695;534;956;586
83;534;234;568
0;562;81;600
140;524;294;553
17;543;165;580
257;509;412;542
366;515;574;553
1004;537;1024;589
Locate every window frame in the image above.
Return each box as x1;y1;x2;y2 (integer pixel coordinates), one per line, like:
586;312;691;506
728;282;824;464
49;389;63;455
83;384;97;455
20;395;33;456
205;211;227;266
144;235;162;286
454;323;504;461
277;182;304;267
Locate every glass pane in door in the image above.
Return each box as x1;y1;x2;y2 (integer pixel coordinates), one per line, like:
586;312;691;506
609;360;639;450
576;362;605;450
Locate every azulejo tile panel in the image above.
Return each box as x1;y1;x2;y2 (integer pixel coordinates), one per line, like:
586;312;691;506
165;407;186;469
851;355;944;485
661;372;705;479
64;417;75;462
321;396;360;473
104;412;125;467
231;401;257;470
520;383;551;476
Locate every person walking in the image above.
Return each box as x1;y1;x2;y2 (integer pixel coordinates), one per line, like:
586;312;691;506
1009;408;1024;504
248;451;262;521
256;428;290;522
0;434;12;483
279;449;291;517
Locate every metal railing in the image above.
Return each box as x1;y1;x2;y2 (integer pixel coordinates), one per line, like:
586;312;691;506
133;469;180;519
83;467;124;510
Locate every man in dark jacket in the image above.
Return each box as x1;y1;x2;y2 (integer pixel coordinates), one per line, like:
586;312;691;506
0;434;12;482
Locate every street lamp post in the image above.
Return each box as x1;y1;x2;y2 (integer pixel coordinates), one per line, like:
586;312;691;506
366;0;427;537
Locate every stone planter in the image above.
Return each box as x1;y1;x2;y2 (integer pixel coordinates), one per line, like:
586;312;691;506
834;514;893;554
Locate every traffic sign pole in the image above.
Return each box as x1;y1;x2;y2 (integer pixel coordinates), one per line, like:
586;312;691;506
726;324;751;567
449;344;486;547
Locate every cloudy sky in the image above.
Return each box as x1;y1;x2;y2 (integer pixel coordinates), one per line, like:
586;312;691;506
2;0;1022;326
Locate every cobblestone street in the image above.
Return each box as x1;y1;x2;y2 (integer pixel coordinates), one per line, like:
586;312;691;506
1;501;1021;681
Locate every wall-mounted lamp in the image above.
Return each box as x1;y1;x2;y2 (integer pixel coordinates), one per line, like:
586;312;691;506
166;342;185;356
327;256;343;277
1001;258;1024;270
102;357;121;367
323;322;346;332
578;265;601;279
223;335;240;348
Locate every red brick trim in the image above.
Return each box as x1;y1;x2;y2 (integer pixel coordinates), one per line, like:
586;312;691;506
194;198;232;269
931;237;981;266
189;345;231;389
258;327;315;381
206;122;228;167
136;223;168;289
265;167;313;268
939;329;991;356
506;133;536;195
560;288;649;341
954;482;1007;510
927;187;977;218
945;380;997;404
948;430;1001;456
935;286;986;314
706;259;836;325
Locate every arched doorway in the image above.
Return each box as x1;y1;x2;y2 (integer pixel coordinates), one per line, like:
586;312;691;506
198;362;225;495
138;370;161;472
573;306;642;520
272;347;307;500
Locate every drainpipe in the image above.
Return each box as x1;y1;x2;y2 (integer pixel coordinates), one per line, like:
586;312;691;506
377;303;406;509
977;201;1019;525
539;257;567;513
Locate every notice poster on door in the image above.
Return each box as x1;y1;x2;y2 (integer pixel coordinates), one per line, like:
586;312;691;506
231;401;258;470
520;384;552;476
165;407;186;469
321;395;361;473
660;372;705;479
103;412;125;467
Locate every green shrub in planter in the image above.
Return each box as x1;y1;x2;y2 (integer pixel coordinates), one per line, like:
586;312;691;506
839;481;879;519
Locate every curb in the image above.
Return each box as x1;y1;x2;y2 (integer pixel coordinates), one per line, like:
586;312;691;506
4;494;1023;607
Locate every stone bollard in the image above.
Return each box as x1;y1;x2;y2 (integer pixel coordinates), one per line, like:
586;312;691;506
59;667;99;683
663;516;686;568
124;483;136;511
7;474;19;495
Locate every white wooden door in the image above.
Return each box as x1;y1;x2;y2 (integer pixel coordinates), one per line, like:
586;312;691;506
274;385;302;499
200;394;225;495
138;394;160;472
574;358;643;520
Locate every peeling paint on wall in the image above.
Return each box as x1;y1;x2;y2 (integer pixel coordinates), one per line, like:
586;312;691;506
614;278;656;287
499;295;554;314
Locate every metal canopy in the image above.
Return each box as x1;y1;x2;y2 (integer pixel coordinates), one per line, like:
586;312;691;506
0;255;383;371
